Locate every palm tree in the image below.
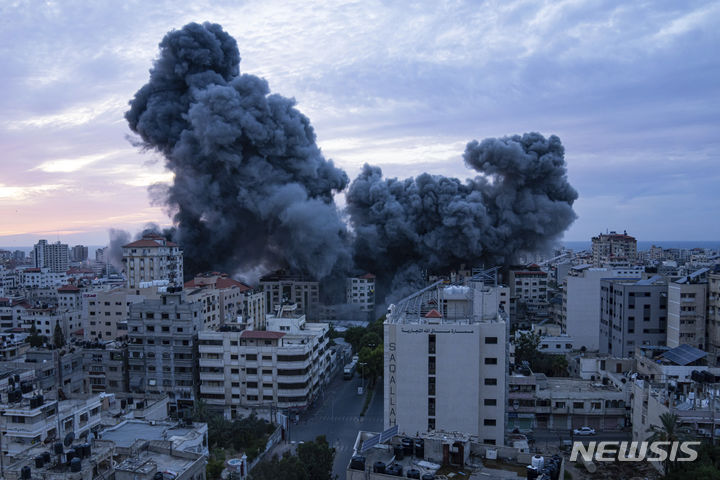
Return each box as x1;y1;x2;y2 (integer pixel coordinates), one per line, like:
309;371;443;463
646;413;691;476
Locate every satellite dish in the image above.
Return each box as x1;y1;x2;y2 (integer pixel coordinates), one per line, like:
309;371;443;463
64;432;75;447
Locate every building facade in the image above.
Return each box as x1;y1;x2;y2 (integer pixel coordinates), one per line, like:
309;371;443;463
32;240;69;273
260;270;320;320
599;276;668;357
346;273;376;313
667;276;707;350
384;280;507;445
122;234;183;288
591;231;637;266
127;292;203;412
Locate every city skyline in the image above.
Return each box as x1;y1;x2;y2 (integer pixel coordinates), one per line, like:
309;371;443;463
1;1;719;247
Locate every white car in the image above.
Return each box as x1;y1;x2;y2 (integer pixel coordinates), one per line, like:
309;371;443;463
573;426;596;436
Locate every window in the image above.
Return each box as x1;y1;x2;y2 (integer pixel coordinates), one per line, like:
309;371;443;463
428;334;436;354
573;402;584;409
483;439;496;445
555;402;565;409
484;398;497;406
484;357;497;365
428;418;435;430
484;378;497;386
485;337;498;344
483;419;496;426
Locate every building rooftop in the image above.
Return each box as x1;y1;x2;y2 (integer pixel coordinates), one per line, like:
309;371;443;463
100;420;206;453
240;330;286;340
543;377;622;393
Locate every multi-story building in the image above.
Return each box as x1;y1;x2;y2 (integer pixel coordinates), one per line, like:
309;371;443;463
184;272;262;327
20;267;67;289
599;275;668;357
70;244;89;263
0;394;102;458
0;296;26;329
127;291;203;413
260;270;320;320
346;273;376;314
82;340;127;393
667;270;707;350
707;269;720;366
32;239;69;273
122;234;184;288
561;265;644;351
632;344;720;443
22;305;83;340
84;284;161;340
25;347;86;397
384;277;507;445
591;231;637;266
57;284;82;311
198;305;331;418
508;264;548;308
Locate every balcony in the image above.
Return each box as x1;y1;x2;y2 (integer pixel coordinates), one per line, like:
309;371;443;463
199;358;224;368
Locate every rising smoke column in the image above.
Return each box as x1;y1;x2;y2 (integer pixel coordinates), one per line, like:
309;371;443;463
126;22;351;281
346;132;578;298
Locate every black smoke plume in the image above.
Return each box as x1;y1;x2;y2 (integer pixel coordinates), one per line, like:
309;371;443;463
126;22;351;285
125;22;577;304
347;133;578;298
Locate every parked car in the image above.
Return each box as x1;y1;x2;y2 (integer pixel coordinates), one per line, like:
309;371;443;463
573;426;596;436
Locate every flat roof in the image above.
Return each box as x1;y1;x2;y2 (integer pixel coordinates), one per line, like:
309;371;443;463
100;421;197;448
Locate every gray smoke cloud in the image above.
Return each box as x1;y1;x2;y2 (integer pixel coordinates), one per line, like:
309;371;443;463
125;22;578;304
347;132;578;297
126;22;351;284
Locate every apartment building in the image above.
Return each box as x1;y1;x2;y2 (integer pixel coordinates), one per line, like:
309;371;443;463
84;284;161;340
507;371;628;432
57;284;82;311
346;273;376;314
632;344;720;442
127;291;203;412
32;239;69;273
20;268;67;289
708;269;720;366
25;347;86;396
599;275;668;357
184;272;264;327
667;271;707;349
508;264;548;308
591;231;637;266
198;305;331;418
260;270;320;320
561;265;643;351
384;279;507;445
0;394;102;458
0;296;26;329
83;341;127;393
22;305;83;340
122;234;184;288
70;245;89;262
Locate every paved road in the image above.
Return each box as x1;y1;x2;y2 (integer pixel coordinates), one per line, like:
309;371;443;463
289;372;384;479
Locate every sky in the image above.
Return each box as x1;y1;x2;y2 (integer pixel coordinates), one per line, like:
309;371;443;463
1;0;718;247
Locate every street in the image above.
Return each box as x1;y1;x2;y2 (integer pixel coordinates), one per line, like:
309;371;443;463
531;428;632;449
289;372;384;479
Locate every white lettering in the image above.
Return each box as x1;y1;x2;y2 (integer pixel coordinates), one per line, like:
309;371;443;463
595;442;618;461
678;442;701;462
617;442;647;461
570;442;596;462
647;442;670;462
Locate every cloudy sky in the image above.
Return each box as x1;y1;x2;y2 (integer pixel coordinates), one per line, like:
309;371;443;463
1;0;718;247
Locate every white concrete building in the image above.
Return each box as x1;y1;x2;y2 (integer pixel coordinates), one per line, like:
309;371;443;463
384;278;507;445
591;231;637;266
32;239;69;273
706;269;720;366
198;305;331;418
122;234;183;288
346;273;375;313
561;265;643;351
260;270;320;320
667;272;707;349
20;267;68;289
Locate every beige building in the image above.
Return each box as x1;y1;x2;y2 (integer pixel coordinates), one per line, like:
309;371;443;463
198;305;331;418
591;231;637;266
185;272;265;329
508;264;548;308
708;270;720;365
384;279;507;445
122;234;183;288
346;273;375;313
84;285;161;340
260;270;319;320
667;273;707;350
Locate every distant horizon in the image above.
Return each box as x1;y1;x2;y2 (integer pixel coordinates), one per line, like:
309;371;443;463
3;239;719;254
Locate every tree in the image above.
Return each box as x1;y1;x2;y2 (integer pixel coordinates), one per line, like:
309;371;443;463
513;331;540;366
53;320;65;348
646;413;691;475
250;436;335;480
28;324;44;348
